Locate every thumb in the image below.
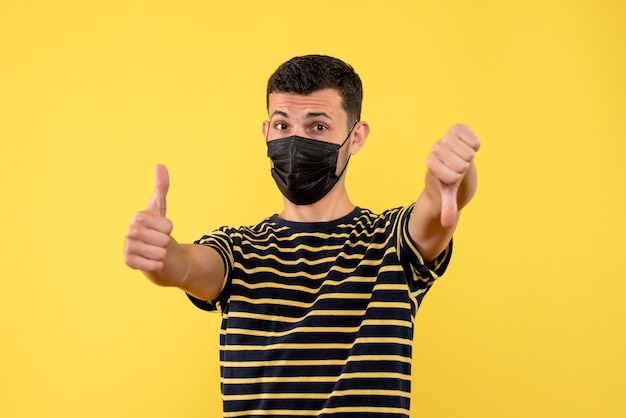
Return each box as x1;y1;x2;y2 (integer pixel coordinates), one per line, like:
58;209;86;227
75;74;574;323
147;164;169;216
439;183;458;229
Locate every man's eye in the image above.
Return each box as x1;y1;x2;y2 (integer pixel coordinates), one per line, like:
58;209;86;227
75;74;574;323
275;123;288;130
313;124;327;132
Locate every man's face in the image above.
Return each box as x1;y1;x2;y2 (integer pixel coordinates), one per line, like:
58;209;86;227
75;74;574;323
264;88;351;145
264;89;354;178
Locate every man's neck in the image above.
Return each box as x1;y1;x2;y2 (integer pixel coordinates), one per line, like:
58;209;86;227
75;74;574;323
278;186;355;223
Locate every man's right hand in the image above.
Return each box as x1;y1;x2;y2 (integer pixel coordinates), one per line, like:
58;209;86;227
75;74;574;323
124;164;174;273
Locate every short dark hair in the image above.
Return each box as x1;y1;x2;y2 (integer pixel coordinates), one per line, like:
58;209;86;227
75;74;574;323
266;55;363;126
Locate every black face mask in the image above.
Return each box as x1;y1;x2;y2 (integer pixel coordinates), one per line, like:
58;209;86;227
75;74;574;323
267;125;355;205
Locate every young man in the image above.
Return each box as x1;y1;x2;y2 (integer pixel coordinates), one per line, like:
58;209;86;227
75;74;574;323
124;55;480;417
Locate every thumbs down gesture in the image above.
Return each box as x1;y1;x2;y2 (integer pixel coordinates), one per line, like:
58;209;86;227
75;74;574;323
425;124;481;228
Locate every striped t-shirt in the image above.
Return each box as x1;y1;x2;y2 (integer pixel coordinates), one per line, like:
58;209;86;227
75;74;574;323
188;205;452;417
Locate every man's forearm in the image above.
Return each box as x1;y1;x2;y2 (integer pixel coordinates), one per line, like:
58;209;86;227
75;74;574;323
142;237;190;288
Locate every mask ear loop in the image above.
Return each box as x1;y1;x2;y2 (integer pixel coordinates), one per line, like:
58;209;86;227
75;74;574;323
339;121;359;148
334;121;359;179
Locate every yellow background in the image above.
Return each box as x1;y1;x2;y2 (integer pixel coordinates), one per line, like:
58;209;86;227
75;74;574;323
1;0;625;417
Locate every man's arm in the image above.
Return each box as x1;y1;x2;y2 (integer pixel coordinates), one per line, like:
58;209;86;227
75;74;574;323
123;164;225;302
408;124;480;263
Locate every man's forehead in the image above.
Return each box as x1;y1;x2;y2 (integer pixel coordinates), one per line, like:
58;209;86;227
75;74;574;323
268;89;345;119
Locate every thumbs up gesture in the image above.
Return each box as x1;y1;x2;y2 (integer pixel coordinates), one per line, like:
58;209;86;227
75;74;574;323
425;124;480;228
124;164;174;272
148;164;169;216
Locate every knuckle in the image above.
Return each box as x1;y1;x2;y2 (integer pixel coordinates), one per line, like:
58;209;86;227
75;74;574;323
125;225;138;239
449;123;463;135
431;142;444;156
425;155;441;173
132;211;151;225
453;123;469;132
131;212;144;225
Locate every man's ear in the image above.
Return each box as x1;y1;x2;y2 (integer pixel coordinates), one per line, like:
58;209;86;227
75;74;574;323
349;121;370;155
262;121;269;139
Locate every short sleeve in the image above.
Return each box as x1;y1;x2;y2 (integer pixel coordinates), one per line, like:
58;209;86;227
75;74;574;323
185;229;235;312
397;205;453;292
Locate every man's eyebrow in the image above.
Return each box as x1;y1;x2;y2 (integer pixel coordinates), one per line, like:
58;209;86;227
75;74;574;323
271;110;289;119
305;112;333;120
